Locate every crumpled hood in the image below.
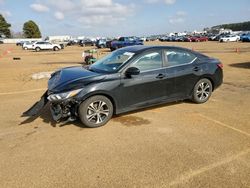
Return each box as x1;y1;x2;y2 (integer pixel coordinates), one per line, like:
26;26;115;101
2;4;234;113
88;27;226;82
48;66;104;93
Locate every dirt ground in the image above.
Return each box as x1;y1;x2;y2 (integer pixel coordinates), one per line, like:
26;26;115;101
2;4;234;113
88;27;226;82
0;41;250;188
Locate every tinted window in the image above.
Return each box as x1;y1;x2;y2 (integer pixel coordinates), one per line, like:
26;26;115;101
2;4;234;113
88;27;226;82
119;37;125;41
133;52;162;72
165;50;196;67
90;50;134;73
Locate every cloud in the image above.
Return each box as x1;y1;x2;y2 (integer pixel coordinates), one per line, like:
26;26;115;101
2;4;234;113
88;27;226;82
164;0;176;5
0;10;11;17
169;11;187;24
169;17;184;24
176;11;186;16
30;3;49;12
54;11;64;20
81;0;112;7
145;0;159;3
79;2;134;27
145;0;176;5
47;0;75;11
42;0;134;27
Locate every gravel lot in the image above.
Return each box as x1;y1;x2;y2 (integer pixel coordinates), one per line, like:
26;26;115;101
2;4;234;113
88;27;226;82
0;41;250;187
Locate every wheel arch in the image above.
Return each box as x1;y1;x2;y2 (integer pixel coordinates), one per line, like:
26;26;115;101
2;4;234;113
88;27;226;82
78;91;117;115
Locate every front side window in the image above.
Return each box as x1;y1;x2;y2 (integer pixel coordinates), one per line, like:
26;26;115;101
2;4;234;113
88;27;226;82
132;51;162;72
165;50;196;67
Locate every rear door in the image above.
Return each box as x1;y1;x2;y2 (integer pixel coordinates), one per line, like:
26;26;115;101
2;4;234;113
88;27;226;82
163;49;199;98
46;42;53;49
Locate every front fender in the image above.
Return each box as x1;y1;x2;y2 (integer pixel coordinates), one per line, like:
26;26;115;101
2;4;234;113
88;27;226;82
76;90;118;114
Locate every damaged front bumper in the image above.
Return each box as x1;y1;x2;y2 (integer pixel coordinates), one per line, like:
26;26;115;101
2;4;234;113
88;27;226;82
49;100;79;122
22;90;80;122
22;91;48;117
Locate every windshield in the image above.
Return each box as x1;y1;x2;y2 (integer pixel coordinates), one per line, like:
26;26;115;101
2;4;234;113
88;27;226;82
89;50;135;73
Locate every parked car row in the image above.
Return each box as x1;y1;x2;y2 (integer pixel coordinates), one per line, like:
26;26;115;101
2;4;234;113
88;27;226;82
65;37;144;51
159;33;250;43
110;37;143;51
66;38;107;48
208;33;250;42
159;36;209;42
16;40;63;52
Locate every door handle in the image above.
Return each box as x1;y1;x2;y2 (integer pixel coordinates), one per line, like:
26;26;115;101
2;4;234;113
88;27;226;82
156;74;166;79
193;66;201;72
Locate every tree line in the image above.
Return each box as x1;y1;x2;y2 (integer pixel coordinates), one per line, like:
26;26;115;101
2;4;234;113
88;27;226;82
212;21;250;31
0;14;41;38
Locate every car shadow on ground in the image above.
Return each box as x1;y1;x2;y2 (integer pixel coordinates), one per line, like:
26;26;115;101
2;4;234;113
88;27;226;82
19;104;86;128
19;101;185;128
230;62;250;69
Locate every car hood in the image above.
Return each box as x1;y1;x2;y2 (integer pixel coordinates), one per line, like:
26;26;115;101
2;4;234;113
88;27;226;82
48;66;105;93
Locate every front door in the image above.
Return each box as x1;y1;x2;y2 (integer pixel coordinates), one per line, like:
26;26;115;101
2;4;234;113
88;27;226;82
119;50;168;110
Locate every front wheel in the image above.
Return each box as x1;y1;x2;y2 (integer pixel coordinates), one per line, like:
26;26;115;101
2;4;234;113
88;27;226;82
192;78;212;104
79;95;113;128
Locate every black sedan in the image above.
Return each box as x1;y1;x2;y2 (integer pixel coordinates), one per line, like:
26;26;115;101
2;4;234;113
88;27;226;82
23;46;223;128
79;39;95;47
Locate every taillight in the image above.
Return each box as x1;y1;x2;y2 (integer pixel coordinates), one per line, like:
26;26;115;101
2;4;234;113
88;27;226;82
217;63;223;69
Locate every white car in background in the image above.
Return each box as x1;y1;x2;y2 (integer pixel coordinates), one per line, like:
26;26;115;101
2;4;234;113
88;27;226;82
22;41;34;50
219;35;240;42
32;41;61;52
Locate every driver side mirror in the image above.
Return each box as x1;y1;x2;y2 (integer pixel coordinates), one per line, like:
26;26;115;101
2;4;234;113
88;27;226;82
125;67;140;77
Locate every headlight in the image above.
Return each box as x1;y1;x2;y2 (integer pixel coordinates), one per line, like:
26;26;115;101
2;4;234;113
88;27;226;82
47;89;82;101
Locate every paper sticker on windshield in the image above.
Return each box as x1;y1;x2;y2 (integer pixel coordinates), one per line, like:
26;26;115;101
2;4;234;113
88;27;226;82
123;52;135;56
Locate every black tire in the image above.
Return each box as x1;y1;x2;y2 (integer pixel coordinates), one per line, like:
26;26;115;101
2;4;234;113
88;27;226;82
192;78;212;104
79;95;113;128
53;46;59;51
35;47;41;52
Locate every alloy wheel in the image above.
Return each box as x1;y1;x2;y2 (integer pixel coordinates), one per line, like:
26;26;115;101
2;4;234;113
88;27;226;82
196;82;211;101
86;100;110;124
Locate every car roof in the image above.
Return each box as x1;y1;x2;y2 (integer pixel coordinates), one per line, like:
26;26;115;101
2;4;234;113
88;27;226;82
119;45;193;54
119;45;208;58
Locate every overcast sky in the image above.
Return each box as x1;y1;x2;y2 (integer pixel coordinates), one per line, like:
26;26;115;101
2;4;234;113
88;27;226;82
0;0;250;37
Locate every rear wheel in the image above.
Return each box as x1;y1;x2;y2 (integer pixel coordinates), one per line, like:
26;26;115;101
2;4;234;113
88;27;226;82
79;95;113;128
192;78;212;104
35;47;41;52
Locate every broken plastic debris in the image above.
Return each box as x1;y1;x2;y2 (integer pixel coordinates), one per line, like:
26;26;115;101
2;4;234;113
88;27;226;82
32;72;53;80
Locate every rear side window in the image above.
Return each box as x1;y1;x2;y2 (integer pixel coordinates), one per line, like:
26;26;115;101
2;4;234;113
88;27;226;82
164;50;196;67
